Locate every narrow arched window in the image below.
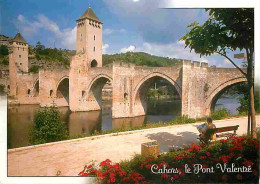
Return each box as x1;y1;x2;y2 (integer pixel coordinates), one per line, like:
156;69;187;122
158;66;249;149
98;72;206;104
50;90;53;96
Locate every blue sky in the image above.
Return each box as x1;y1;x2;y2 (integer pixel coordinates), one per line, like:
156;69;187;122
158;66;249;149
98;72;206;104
1;0;246;67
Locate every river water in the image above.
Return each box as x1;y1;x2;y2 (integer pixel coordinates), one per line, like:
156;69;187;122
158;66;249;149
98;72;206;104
7;95;241;149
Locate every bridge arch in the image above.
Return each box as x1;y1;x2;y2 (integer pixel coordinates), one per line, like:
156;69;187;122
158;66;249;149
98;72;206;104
205;77;247;115
133;72;181;116
86;74;112;109
133;72;181;99
56;76;69;105
32;79;39;97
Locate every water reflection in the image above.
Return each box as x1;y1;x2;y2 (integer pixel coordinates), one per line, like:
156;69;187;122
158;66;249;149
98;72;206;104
7;100;181;149
8;95;240;149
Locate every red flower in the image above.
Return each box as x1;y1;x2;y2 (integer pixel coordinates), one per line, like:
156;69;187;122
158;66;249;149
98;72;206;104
243;160;253;167
109;173;116;183
188;145;200;152
205;151;210;156
173;174;179;179
220;139;228;143
100;159;112;166
170;177;175;182
200;156;206;160
145;164;152;170
161;173;170;179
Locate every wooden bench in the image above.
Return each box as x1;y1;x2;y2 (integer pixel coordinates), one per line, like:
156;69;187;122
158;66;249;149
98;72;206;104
214;125;239;139
198;125;239;144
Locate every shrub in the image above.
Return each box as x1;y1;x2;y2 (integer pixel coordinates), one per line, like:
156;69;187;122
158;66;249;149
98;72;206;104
210;108;230;120
79;136;259;183
29;106;68;145
2;59;9;65
175;115;196;124
29;65;39;73
0;45;8;55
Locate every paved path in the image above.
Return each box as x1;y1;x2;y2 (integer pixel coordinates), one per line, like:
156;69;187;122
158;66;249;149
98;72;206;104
8;116;260;176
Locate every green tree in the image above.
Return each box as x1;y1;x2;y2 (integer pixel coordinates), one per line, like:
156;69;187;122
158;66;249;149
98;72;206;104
0;45;9;55
2;59;9;65
29;106;68;145
35;41;45;51
29;65;39;73
180;8;256;138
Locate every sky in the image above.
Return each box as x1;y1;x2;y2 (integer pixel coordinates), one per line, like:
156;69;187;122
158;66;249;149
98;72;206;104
0;0;247;67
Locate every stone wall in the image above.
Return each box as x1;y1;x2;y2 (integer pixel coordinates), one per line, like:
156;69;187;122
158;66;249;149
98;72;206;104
39;69;69;107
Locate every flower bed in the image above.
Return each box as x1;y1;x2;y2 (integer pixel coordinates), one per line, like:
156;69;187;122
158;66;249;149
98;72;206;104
79;136;259;183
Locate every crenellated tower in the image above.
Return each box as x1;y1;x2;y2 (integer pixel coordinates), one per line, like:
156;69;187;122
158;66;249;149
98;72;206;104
76;7;103;68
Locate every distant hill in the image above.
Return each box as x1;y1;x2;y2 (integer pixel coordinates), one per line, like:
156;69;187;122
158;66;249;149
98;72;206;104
103;52;181;67
1;44;182;70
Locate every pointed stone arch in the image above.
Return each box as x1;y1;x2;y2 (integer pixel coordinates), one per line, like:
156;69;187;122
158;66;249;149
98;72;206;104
133;72;182;117
204;77;247;115
56;76;69;105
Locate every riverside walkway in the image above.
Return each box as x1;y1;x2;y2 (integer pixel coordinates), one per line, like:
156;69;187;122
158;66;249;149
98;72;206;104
8;116;260;176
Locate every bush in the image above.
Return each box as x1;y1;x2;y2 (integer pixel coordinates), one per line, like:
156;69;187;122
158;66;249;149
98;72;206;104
2;59;9;65
175;115;196;124
79;136;259;183
0;45;8;55
210;108;230;120
29;65;39;73
29;106;68;145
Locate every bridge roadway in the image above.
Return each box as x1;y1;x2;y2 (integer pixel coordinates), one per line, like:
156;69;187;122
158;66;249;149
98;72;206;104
8;115;260;176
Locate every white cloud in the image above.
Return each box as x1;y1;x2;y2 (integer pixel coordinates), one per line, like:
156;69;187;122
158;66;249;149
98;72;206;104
120;45;136;53
103;28;114;35
133;0;140;2
103;28;126;35
135;41;236;67
16;14;76;49
102;44;109;54
61;27;77;50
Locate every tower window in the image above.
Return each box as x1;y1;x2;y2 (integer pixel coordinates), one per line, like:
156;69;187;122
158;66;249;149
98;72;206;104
18;47;19;50
80;34;82;41
91;59;98;67
20;63;22;65
23;48;24;51
50;90;53;97
82;91;86;97
93;47;95;52
94;35;95;40
27;89;31;95
19;55;21;58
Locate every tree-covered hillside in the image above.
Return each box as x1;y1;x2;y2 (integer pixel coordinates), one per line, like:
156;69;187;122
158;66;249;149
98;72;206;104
103;52;181;67
1;40;182;69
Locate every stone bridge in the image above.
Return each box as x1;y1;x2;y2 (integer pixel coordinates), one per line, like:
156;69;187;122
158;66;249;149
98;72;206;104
8;7;247;119
9;51;246;118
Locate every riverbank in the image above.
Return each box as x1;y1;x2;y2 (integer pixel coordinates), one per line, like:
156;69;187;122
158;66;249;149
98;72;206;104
8;115;260;176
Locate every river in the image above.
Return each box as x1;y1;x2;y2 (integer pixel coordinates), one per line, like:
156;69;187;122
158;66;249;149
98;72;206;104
7;95;242;149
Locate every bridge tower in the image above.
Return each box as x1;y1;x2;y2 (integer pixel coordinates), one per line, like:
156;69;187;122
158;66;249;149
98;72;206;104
9;32;29;97
9;32;29;73
76;7;103;68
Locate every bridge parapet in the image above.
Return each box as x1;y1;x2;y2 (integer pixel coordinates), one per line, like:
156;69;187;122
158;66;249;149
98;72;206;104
113;61;136;68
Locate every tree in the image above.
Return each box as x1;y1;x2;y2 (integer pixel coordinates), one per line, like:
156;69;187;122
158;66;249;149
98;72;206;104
29;106;68;144
0;45;9;55
35;41;45;51
180;8;256;138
